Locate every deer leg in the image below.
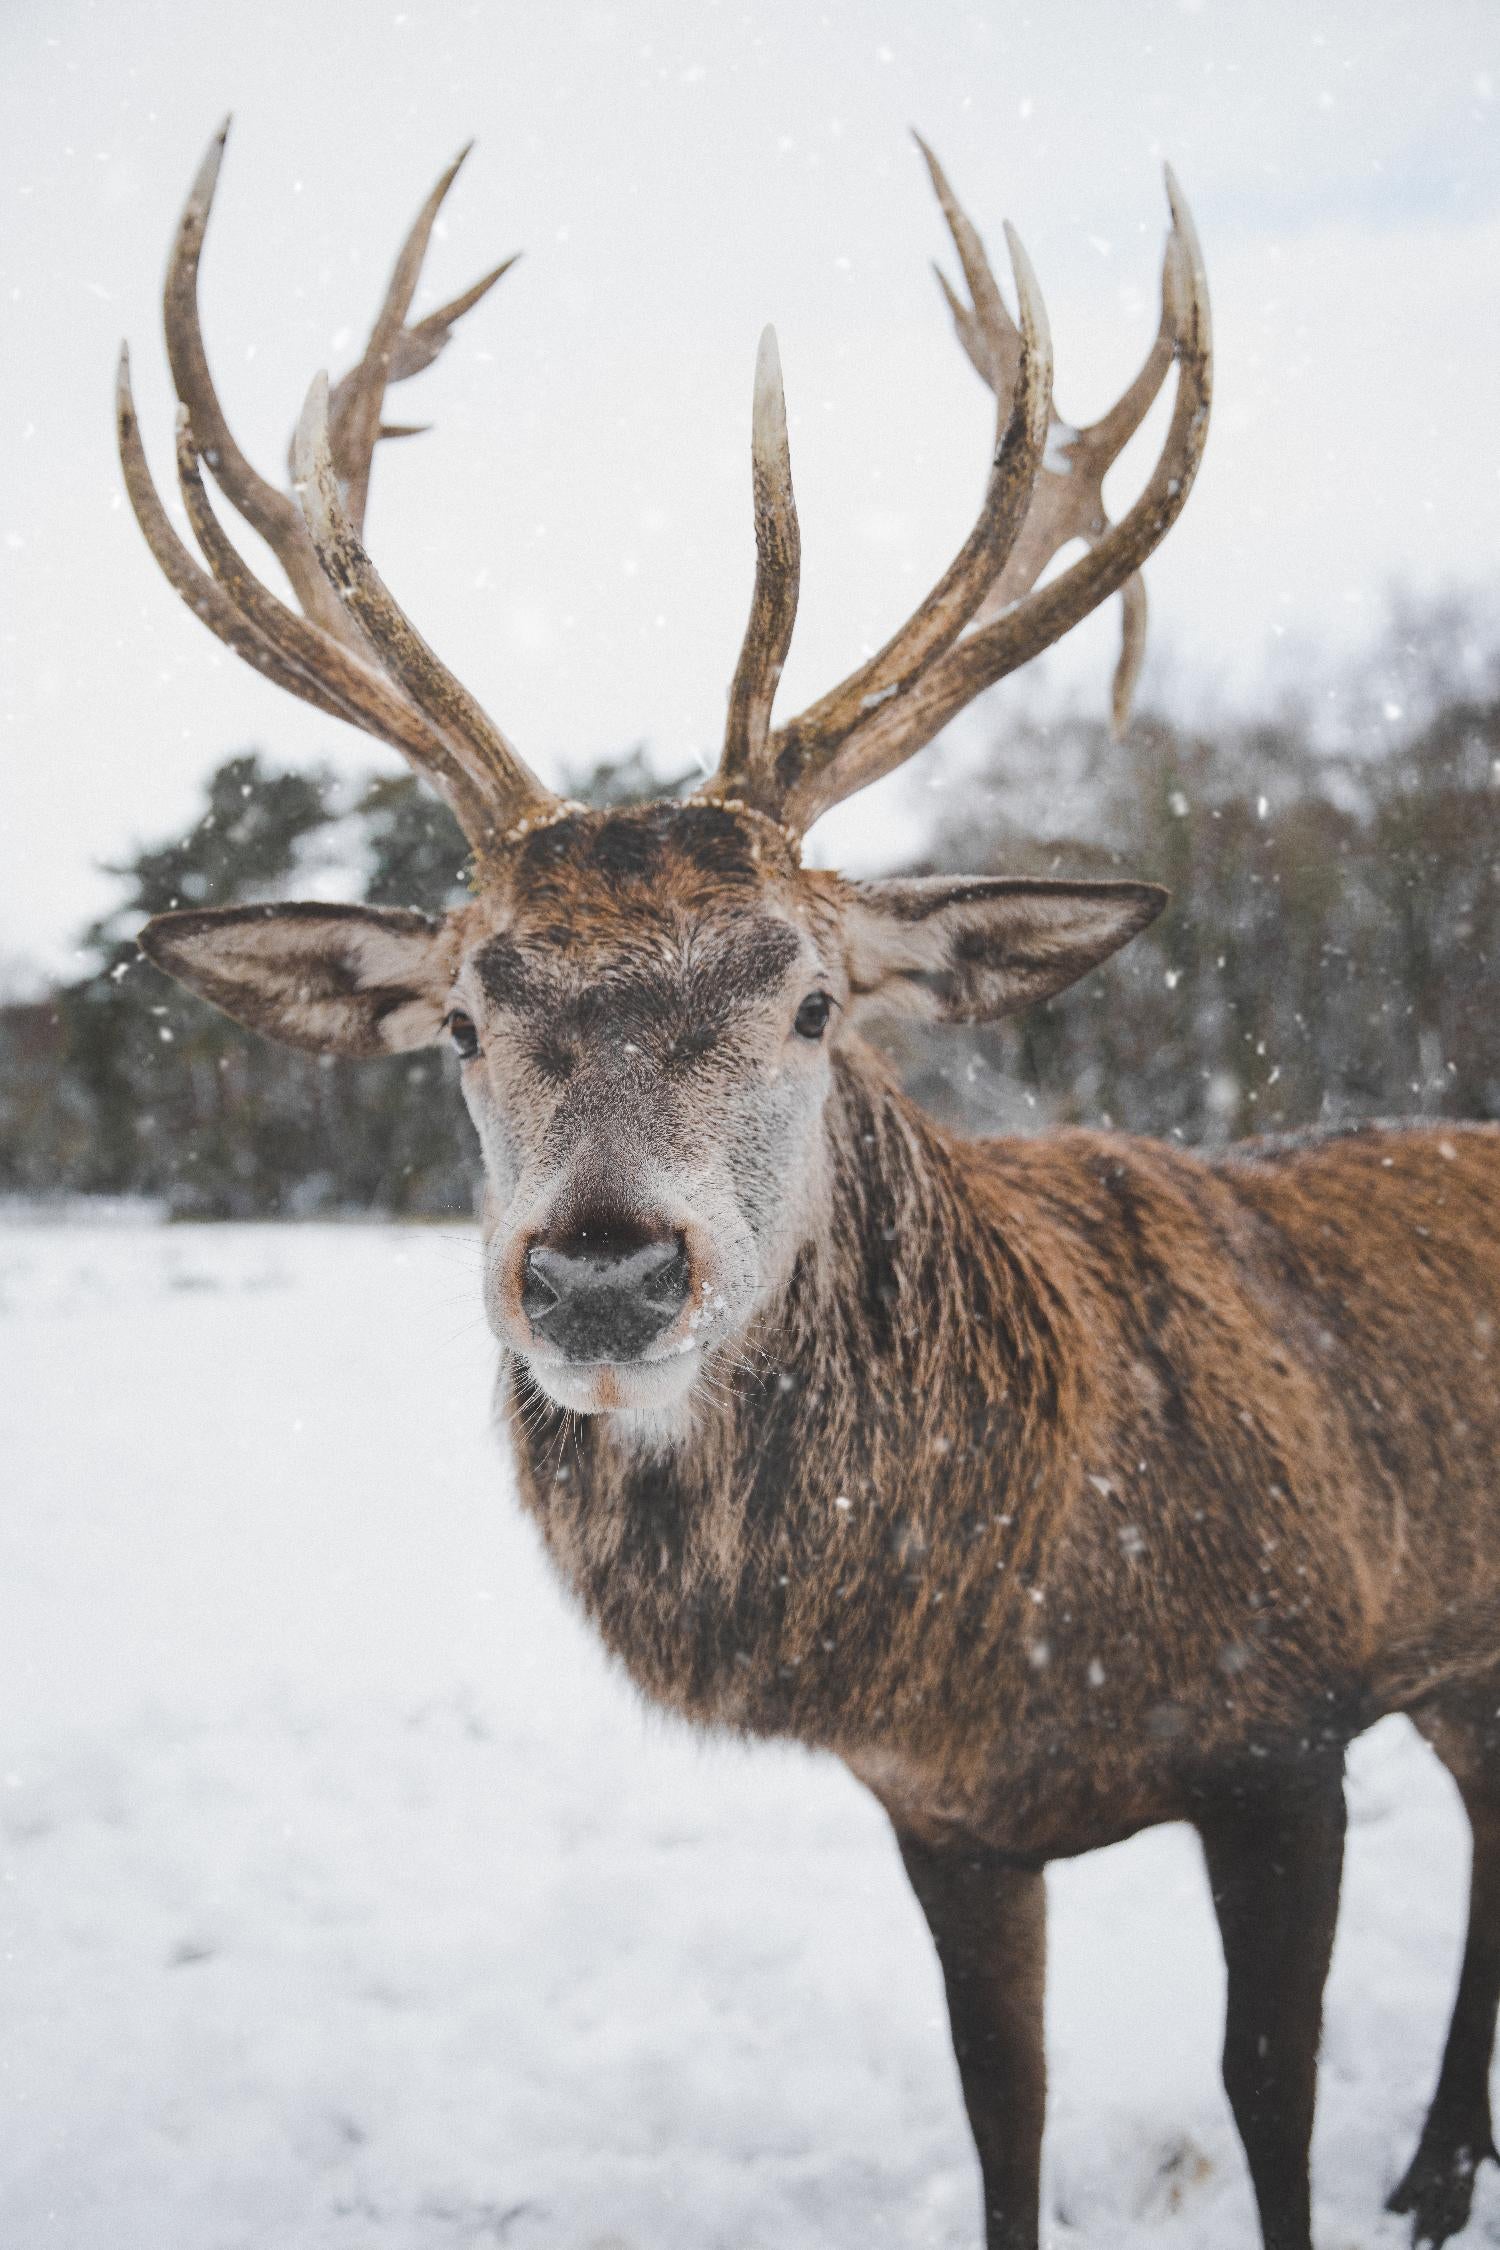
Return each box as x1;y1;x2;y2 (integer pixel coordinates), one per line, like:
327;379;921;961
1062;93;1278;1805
894;1829;1047;2250
1195;1755;1347;2250
1390;1702;1500;2247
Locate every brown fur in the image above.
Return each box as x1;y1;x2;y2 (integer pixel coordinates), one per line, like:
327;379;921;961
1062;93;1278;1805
508;1057;1500;1855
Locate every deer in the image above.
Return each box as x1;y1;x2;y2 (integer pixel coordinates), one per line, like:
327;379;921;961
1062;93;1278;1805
116;120;1500;2250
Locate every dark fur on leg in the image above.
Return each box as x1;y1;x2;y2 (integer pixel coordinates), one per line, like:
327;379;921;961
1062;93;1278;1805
1196;1753;1348;2250
1391;1699;1500;2246
895;1829;1047;2250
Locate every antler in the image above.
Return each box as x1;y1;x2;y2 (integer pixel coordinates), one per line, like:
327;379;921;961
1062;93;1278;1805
719;327;803;790
924;136;1177;739
704;141;1211;838
120;124;1208;860
118;120;558;856
711;191;1054;822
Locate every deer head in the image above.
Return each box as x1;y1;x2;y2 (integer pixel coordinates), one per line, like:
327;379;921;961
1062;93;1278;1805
124;122;1210;1430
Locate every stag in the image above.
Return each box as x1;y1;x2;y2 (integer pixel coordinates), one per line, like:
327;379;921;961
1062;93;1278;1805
120;123;1500;2250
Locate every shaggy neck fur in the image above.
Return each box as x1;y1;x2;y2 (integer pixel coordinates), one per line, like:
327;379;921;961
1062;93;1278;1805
506;1042;1081;1754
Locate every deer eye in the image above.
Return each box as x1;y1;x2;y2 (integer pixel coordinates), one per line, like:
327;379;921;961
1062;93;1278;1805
793;991;834;1041
446;1010;480;1061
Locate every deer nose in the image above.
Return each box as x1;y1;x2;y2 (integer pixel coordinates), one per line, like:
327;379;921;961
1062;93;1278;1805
521;1227;691;1363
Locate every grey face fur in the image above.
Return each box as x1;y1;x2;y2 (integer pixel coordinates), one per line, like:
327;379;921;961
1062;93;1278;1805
451;884;841;1427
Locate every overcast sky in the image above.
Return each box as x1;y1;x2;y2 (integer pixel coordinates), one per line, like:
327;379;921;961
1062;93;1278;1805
3;0;1498;974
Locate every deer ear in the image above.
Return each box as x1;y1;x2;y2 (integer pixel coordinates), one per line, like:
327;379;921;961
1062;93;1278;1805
139;902;455;1057
844;876;1167;1025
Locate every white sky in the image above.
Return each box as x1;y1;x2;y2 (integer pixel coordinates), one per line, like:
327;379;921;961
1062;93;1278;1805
3;0;1498;974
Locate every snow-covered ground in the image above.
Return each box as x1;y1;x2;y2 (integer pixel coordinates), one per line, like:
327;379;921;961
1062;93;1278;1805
1;1217;1494;2250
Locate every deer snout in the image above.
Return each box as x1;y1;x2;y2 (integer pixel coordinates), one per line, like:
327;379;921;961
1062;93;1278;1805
521;1226;691;1364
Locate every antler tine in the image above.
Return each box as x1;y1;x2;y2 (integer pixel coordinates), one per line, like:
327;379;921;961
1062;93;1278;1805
162;119;350;644
935;261;1006;395
917;134;1022;387
781;167;1211;832
946;179;1185;737
117;348;504;840
293;372;557;847
732;149;1052;824
169;403;503;835
320;144;520;536
128;129;561;855
929;218;1154;706
117;346;349;722
402;259;520;363
714;326;802;803
1113;569;1149;740
354;259;518;451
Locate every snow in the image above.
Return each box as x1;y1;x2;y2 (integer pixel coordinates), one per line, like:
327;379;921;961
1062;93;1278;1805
3;1215;1496;2248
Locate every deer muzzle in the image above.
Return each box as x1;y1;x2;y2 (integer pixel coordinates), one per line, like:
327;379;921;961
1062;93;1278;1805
521;1226;692;1364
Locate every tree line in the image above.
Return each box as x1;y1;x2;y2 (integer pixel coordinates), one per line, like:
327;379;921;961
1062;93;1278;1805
5;607;1499;1216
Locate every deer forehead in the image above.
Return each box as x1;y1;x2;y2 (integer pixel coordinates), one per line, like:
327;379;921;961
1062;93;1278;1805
465;916;811;1029
454;805;841;1021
